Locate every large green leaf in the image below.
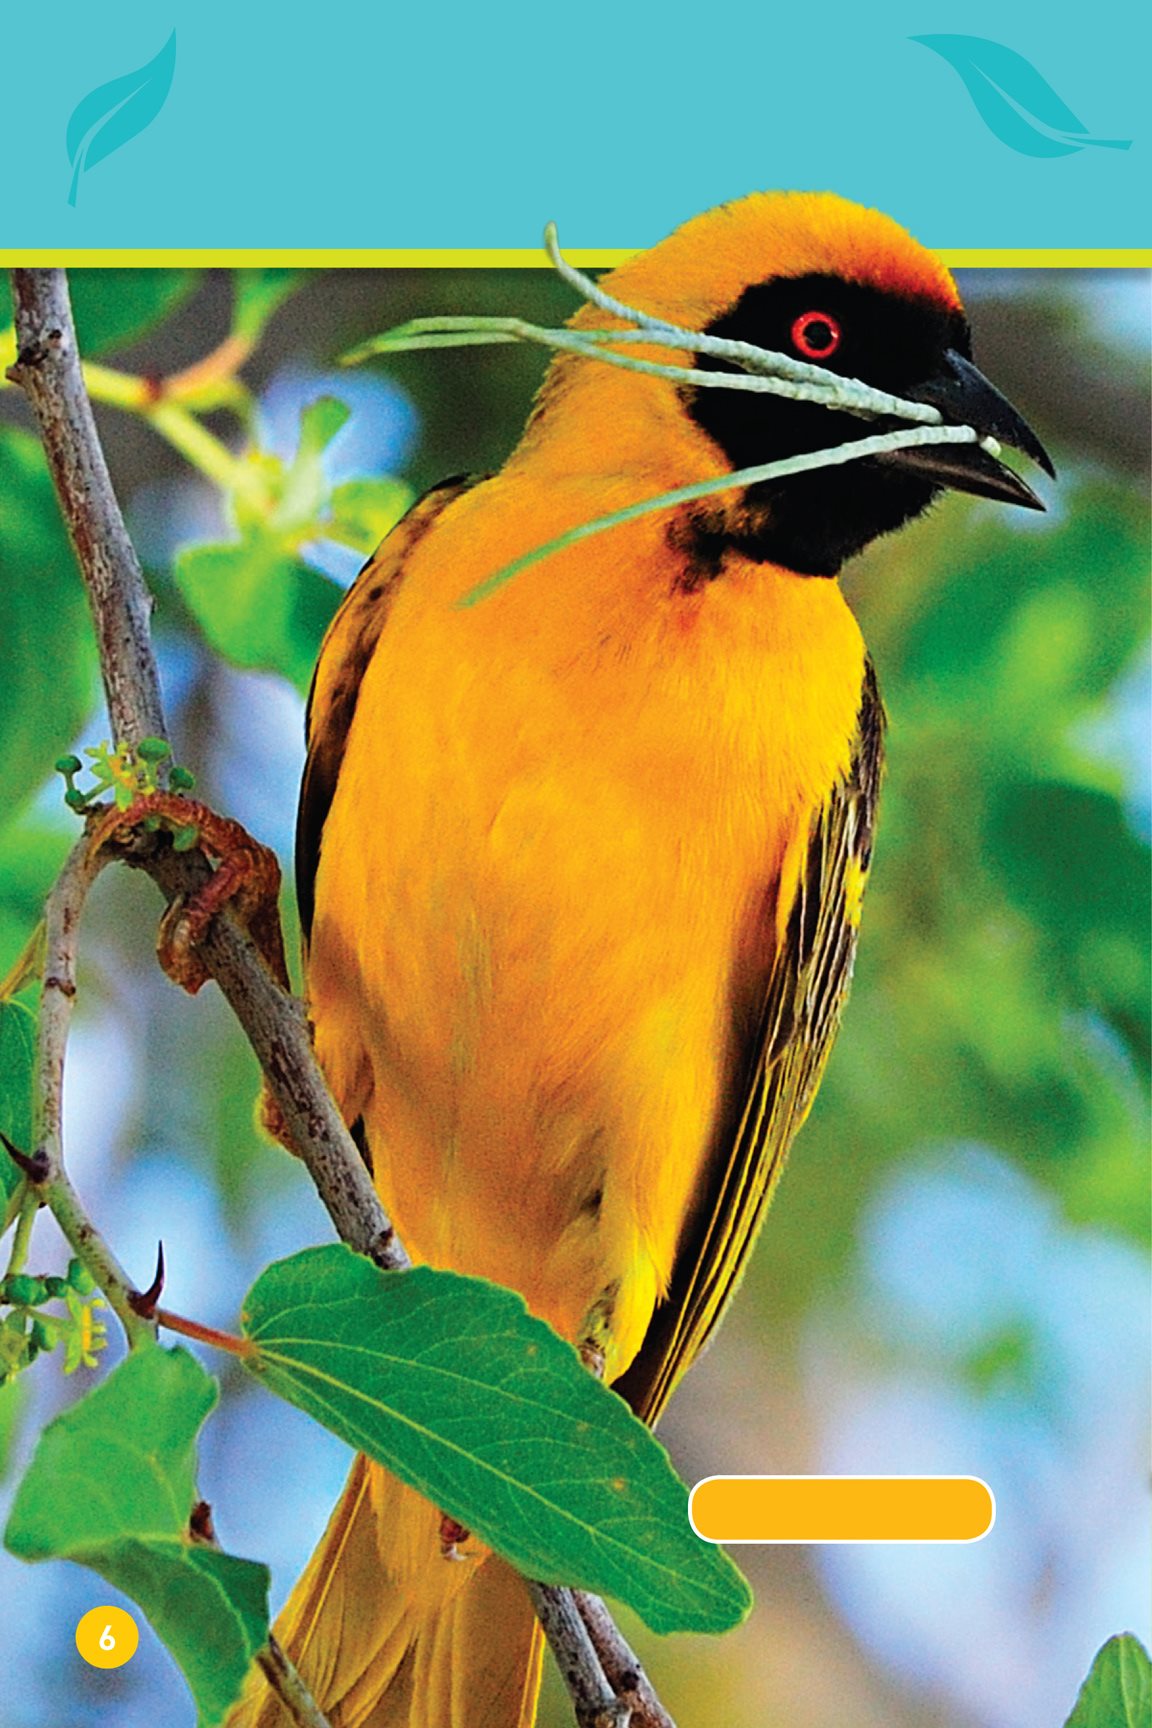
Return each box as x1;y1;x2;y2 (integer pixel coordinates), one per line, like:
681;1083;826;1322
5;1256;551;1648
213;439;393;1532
242;1245;751;1635
1063;1634;1151;1728
0;429;98;817
5;1347;269;1727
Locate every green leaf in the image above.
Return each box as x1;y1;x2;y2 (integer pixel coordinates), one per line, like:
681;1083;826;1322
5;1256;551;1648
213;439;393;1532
233;269;303;343
1063;1634;1151;1728
172;396;365;688
174;537;341;694
242;1245;751;1635
297;396;351;463
0;821;73;984
0;996;37;1215
328;477;414;554
0;429;99;817
5;1348;269;1727
273;397;352;529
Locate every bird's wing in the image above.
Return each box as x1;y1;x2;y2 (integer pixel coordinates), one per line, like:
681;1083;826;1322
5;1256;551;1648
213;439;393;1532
296;477;477;942
614;660;886;1424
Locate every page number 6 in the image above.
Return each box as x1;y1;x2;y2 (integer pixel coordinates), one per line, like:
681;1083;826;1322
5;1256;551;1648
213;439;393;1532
76;1606;139;1669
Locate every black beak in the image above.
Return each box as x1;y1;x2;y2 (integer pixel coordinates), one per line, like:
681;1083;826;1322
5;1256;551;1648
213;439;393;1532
874;349;1055;511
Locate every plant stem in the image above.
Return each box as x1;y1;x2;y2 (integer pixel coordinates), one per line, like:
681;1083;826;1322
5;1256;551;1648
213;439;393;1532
528;1584;631;1728
4;1187;39;1279
147;401;267;505
32;836;154;1348
256;1635;334;1728
153;1306;254;1360
573;1593;676;1728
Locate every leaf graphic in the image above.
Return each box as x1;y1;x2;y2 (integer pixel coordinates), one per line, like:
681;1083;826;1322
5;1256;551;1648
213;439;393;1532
911;36;1131;158
66;30;176;207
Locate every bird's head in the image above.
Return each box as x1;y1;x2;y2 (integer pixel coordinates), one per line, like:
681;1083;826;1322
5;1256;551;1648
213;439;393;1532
564;191;1054;579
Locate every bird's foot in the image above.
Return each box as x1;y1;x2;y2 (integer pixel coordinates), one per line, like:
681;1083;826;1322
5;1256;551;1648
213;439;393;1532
88;793;289;996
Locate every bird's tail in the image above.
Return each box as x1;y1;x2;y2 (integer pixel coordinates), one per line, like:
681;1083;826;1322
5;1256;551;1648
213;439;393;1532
228;1453;544;1728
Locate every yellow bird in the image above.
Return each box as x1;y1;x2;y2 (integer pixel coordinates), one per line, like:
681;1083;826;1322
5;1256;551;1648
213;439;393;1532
233;190;1051;1728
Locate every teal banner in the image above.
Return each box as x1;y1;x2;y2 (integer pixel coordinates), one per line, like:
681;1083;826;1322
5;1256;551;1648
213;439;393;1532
1;0;1145;248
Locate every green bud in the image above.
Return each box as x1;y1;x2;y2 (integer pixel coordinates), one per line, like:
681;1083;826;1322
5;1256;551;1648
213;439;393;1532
66;1258;95;1294
64;789;89;811
55;754;82;775
4;1275;46;1308
172;823;201;853
137;737;171;763
169;766;196;791
30;1317;55;1352
44;1276;69;1300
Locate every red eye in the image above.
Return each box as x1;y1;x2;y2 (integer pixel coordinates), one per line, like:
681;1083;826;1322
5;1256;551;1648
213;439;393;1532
791;311;841;359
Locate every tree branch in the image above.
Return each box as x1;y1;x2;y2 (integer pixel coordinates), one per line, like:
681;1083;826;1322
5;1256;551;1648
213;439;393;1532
7;265;676;1728
528;1585;631;1728
574;1593;676;1728
7;271;166;751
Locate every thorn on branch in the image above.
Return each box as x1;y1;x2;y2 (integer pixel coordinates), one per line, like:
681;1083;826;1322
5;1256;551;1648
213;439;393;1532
128;1241;166;1319
0;1132;50;1185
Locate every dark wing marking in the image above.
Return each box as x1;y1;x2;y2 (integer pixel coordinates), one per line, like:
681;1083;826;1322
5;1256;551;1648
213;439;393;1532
614;659;886;1424
295;477;478;942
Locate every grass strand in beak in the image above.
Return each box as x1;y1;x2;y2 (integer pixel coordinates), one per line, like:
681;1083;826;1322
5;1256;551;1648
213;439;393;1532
457;424;986;608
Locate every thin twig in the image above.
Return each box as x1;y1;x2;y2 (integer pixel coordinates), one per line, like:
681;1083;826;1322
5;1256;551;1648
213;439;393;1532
194;1511;334;1728
33;835;154;1347
528;1584;631;1728
7;265;669;1728
256;1635;334;1728
4;1185;39;1279
574;1593;676;1728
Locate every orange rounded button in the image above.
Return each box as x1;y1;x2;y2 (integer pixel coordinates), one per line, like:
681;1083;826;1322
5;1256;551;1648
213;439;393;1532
75;1605;139;1668
689;1475;995;1543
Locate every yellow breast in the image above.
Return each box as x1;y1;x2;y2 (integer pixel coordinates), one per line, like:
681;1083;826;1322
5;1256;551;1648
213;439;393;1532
308;470;865;1377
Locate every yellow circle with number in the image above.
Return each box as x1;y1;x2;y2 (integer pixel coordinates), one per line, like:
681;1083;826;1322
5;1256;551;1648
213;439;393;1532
75;1605;139;1668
